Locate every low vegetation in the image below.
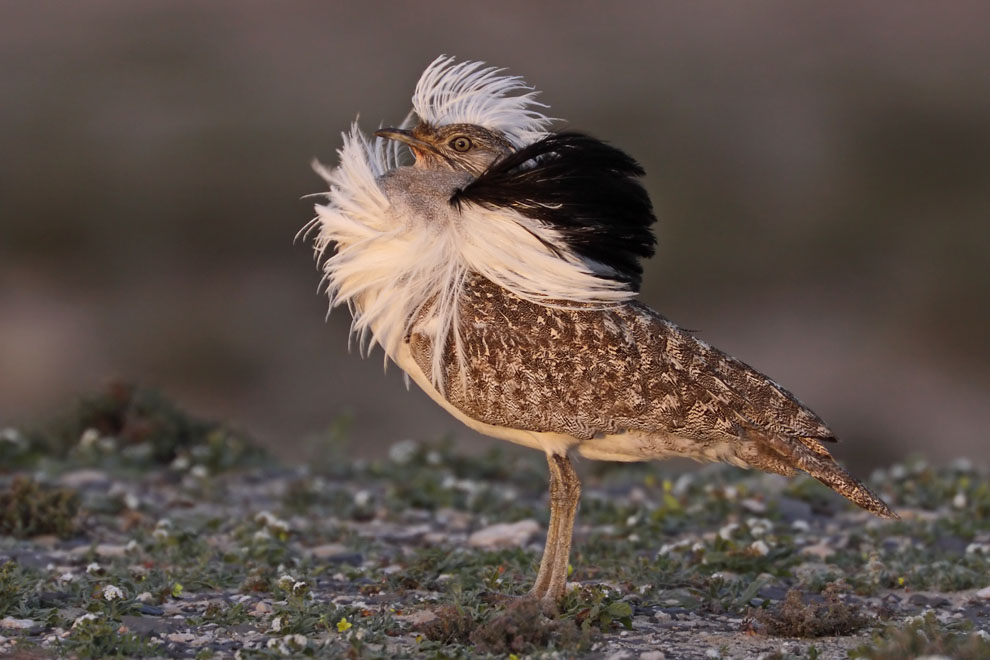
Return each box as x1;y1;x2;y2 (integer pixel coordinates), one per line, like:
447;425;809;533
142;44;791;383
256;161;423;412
0;386;986;658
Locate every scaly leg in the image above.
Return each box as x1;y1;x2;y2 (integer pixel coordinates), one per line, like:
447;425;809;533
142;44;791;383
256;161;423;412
529;453;581;604
528;485;560;599
543;453;580;602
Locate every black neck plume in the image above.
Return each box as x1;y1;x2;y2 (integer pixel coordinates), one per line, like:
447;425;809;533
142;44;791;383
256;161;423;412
450;132;657;290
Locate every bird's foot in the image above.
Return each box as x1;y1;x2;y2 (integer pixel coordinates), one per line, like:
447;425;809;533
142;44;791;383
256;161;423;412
525;588;563;616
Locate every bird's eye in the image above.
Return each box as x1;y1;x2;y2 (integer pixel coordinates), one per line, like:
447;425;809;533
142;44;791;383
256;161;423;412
450;136;473;152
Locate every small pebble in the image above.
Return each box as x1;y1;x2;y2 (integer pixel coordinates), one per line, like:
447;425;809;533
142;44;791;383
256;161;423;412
0;617;38;631
741;497;767;513
305;543;348;559
58;469;109;488
94;543;128;558
639;651;666;660
604;652;631;660
395;609;437;625
799;541;835;559
468;519;540;549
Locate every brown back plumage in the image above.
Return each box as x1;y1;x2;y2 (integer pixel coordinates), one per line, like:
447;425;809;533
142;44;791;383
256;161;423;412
409;275;896;519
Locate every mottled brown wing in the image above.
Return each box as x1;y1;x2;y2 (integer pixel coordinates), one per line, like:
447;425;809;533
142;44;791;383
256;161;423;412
410;276;895;518
417;277;827;442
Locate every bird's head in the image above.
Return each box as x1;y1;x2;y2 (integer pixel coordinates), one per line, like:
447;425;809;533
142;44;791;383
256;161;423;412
375;123;512;176
369;56;551;176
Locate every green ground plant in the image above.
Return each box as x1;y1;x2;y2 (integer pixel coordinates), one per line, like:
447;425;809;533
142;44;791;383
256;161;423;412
0;477;79;539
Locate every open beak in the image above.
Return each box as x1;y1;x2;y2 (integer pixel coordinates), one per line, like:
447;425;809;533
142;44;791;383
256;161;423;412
374;127;435;154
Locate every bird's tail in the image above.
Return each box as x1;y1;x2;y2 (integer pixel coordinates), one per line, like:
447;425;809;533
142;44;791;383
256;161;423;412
761;433;898;519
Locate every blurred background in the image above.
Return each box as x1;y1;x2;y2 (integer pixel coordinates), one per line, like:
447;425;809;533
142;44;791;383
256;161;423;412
1;1;988;472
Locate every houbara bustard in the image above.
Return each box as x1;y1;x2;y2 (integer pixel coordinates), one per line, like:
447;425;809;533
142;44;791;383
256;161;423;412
303;56;896;604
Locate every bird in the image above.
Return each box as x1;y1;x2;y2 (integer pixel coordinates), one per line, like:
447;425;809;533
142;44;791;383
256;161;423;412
303;55;896;606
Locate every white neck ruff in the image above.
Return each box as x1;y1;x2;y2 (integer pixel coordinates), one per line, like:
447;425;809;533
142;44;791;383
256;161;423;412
305;124;637;393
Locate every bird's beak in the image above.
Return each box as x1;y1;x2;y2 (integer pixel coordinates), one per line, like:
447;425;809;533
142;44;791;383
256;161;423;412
374;128;435;153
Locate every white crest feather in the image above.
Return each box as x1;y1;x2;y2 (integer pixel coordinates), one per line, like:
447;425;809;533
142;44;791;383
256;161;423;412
411;55;553;148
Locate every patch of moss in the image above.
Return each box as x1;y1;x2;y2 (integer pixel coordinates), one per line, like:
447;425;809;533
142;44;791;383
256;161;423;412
560;585;634;632
0;561;31;617
419;604;476;644
60;613;160;659
850;611;990;660
469;598;587;654
39;382;264;470
0;428;34;472
382;546;534;595
0;476;79;538
745;584;868;638
0;650;53;660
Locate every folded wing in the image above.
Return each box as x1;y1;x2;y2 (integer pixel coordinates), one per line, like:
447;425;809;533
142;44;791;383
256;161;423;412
412;276;895;519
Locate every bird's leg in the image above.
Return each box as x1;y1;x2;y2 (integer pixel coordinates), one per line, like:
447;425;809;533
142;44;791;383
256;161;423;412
529;453;581;605
528;455;563;600
543;453;580;603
